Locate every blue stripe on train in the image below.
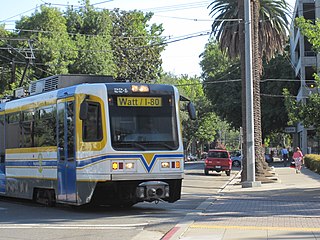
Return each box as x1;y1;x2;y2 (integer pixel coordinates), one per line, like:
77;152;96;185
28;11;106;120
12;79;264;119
76;154;184;172
5;161;57;167
4;154;184;173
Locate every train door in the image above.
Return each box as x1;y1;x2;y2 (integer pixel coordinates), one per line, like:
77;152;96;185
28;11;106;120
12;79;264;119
57;98;76;202
0;114;5;194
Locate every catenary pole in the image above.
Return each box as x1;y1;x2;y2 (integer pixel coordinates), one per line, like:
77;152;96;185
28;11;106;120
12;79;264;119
242;0;261;188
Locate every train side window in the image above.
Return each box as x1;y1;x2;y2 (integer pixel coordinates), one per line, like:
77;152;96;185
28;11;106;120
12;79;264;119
82;102;102;142
6;112;21;148
35;105;56;147
0;115;4;161
21;110;35;148
7;112;20;124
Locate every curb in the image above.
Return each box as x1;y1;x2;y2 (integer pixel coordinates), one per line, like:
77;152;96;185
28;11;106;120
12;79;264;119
161;171;240;240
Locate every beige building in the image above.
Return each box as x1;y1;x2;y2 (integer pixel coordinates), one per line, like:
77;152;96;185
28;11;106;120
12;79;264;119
290;0;320;154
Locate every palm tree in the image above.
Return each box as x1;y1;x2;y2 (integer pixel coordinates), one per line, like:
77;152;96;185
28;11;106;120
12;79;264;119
208;0;290;180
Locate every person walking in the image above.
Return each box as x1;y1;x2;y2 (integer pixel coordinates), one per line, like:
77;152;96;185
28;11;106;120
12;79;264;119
281;146;289;167
292;147;304;174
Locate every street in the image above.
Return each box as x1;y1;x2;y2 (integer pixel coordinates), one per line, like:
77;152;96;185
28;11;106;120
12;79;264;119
0;161;240;240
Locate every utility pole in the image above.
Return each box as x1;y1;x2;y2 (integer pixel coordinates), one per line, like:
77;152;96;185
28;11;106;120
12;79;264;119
242;0;261;188
11;58;15;84
19;39;35;87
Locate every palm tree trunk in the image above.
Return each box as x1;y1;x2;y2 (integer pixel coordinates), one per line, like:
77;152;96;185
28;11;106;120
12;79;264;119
252;0;270;178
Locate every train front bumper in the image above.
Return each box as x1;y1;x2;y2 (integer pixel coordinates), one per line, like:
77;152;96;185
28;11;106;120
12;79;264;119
136;181;169;202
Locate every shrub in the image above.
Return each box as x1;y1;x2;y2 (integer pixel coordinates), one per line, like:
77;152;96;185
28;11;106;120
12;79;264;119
304;154;320;174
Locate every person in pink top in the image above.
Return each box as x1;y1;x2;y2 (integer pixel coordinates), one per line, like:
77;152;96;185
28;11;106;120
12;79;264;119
292;147;304;173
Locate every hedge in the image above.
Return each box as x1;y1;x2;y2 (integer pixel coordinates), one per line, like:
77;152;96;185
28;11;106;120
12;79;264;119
304;154;320;174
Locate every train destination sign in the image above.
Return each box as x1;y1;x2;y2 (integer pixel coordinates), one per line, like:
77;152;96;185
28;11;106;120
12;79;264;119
117;96;162;107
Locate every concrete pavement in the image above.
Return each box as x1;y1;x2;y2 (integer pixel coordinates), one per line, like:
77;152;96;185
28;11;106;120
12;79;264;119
163;164;320;240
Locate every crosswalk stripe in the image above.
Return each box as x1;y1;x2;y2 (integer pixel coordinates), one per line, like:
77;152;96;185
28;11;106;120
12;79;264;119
0;223;148;230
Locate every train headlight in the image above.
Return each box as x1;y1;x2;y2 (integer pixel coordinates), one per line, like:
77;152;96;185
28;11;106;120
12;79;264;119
132;85;149;92
161;162;170;168
165;185;170;197
175;161;181;168
112;162;118;170
136;187;145;198
125;162;134;169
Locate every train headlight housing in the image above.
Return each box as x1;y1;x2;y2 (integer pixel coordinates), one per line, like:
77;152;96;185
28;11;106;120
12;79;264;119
112;162;118;170
136;187;145;198
165;185;170;197
131;85;149;93
125;162;135;169
161;162;170;168
175;161;180;168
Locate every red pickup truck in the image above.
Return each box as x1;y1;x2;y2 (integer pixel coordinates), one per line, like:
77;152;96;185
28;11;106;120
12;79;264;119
204;149;232;176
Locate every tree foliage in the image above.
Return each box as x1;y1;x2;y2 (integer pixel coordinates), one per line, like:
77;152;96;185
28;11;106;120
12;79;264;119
110;9;165;82
201;41;298;138
208;0;290;61
65;2;115;75
284;17;320;134
295;17;320;53
16;5;77;77
159;73;240;152
0;1;165;95
208;0;291;180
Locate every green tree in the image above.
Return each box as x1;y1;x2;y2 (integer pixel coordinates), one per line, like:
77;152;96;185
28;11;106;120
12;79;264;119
65;1;115;75
283;17;320;137
110;9;165;82
16;5;77;78
200;40;242;128
295;17;320;53
208;0;290;180
159;74;239;155
260;49;299;135
1;1;165;91
201;41;298;138
159;74;215;152
0;25;17;93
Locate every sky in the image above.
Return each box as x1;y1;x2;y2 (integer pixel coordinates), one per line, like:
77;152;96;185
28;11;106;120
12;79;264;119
0;0;297;77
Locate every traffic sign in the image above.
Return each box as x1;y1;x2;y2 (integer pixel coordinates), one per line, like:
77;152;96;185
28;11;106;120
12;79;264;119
284;127;296;133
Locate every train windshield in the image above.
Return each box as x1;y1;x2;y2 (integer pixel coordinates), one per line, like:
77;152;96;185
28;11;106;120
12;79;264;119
109;95;179;151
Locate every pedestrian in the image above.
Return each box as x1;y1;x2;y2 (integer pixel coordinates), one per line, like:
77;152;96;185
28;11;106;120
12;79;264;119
292;147;304;174
281;146;289;167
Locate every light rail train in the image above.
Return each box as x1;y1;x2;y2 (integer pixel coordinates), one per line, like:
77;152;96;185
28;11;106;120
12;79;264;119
0;74;195;207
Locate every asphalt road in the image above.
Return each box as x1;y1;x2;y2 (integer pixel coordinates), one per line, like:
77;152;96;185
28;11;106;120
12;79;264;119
0;161;240;240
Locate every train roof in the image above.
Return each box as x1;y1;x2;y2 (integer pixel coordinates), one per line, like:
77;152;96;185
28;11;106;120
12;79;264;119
0;74;116;103
0;75;180;105
29;74;115;96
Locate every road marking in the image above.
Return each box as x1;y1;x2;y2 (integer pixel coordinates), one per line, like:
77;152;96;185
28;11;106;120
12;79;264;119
161;227;180;240
191;224;320;232
0;223;148;230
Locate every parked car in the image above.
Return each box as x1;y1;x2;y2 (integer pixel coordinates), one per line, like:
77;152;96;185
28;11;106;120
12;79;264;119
204;149;232;176
231;155;242;167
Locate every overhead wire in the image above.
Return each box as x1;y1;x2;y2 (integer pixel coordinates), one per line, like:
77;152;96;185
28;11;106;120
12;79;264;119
0;1;316;81
0;6;40;23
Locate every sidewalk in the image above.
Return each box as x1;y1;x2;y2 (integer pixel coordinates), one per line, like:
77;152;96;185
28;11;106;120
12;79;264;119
165;165;320;240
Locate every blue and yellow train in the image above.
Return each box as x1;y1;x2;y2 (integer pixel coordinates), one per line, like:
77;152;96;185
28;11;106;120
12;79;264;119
0;74;195;207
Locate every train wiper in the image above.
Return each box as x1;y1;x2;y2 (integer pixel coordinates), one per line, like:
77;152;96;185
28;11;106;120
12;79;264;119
113;142;146;150
132;142;146;150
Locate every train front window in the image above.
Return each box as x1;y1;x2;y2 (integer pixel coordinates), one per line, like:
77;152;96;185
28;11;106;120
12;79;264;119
109;95;178;151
